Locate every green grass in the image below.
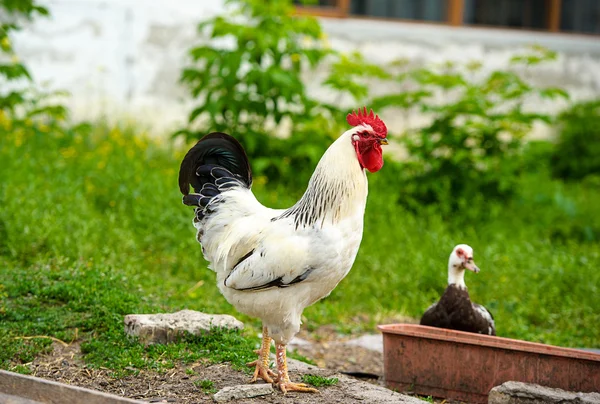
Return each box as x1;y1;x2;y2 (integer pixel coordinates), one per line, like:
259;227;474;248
194;379;217;394
0;123;598;375
0;258;257;376
301;374;339;387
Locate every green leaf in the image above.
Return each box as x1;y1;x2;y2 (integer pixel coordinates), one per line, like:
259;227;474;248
539;87;570;100
188;46;220;61
0;63;32;81
188;106;206;124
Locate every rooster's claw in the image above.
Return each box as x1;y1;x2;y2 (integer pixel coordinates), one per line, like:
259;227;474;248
247;360;277;384
277;381;319;394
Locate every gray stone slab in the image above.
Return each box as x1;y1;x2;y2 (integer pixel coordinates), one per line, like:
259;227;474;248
287;359;423;403
488;381;600;404
213;384;274;402
124;309;244;344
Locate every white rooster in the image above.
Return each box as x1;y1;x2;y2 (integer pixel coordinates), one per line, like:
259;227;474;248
178;108;388;393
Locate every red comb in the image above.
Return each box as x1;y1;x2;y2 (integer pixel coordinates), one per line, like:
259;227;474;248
346;107;387;138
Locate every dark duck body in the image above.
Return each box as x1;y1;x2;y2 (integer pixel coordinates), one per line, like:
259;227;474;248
420;244;496;336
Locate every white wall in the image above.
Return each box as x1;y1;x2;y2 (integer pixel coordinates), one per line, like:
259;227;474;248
313;19;600;137
11;0;600;135
12;0;227;133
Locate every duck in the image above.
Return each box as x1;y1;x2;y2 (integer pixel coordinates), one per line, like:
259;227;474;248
420;244;496;336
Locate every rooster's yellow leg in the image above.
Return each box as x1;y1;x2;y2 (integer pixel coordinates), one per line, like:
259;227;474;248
275;343;319;394
246;326;276;383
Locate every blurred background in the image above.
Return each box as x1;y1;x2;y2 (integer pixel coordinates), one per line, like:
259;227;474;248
7;0;600;133
1;0;599;374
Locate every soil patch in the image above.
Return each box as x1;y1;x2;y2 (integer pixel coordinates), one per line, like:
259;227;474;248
21;342;407;403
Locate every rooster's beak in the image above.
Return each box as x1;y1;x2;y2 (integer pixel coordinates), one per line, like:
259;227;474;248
379;138;389;145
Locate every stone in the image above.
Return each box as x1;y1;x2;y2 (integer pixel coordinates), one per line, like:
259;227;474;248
287;336;312;351
123;310;244;344
345;334;384;353
488;381;600;404
212;384;274;402
286;359;423;403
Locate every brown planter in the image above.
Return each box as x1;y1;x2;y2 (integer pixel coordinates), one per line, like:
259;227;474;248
378;324;600;404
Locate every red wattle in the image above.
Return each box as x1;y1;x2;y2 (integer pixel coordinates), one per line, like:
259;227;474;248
355;142;384;173
363;144;384;173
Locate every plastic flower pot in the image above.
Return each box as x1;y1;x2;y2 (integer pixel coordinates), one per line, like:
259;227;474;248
378;324;600;404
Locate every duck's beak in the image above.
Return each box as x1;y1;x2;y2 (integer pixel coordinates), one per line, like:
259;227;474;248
379;138;389;145
465;260;480;273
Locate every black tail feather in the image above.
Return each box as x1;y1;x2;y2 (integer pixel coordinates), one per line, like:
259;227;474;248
178;132;252;196
215;182;239;190
182;194;202;206
179;133;252;214
199;184;220;198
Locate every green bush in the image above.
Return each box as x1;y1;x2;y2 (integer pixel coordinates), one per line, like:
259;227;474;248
176;0;344;185
0;0;81;144
1;0;48;90
551;100;600;181
362;47;568;214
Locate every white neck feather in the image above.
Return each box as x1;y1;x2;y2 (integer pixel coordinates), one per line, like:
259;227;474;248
276;129;368;228
448;258;466;288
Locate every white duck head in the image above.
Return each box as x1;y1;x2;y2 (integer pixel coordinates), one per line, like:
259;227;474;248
447;244;480;288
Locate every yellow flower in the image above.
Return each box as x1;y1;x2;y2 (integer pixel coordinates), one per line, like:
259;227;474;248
0;113;12;131
109;127;122;140
290;53;301;63
301;36;313;47
0;37;10;50
13;128;24;143
11;55;19;64
134;134;148;150
109;200;116;207
97;160;106;169
255;176;268;186
38;124;50;133
99;142;113;156
60;147;76;159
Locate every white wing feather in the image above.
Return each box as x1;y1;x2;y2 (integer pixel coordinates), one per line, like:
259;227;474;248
474;303;495;334
197;187;340;290
224;232;314;290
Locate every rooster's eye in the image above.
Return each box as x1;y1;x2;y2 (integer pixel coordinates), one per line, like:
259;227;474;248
361;131;369;138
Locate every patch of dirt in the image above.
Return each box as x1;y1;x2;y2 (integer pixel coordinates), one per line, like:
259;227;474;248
21;342;367;403
29;343;235;403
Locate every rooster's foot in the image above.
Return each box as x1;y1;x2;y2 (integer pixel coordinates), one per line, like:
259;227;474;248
246;360;276;384
276;381;319;394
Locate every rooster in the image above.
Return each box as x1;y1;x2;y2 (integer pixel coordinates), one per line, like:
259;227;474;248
178;108;388;393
